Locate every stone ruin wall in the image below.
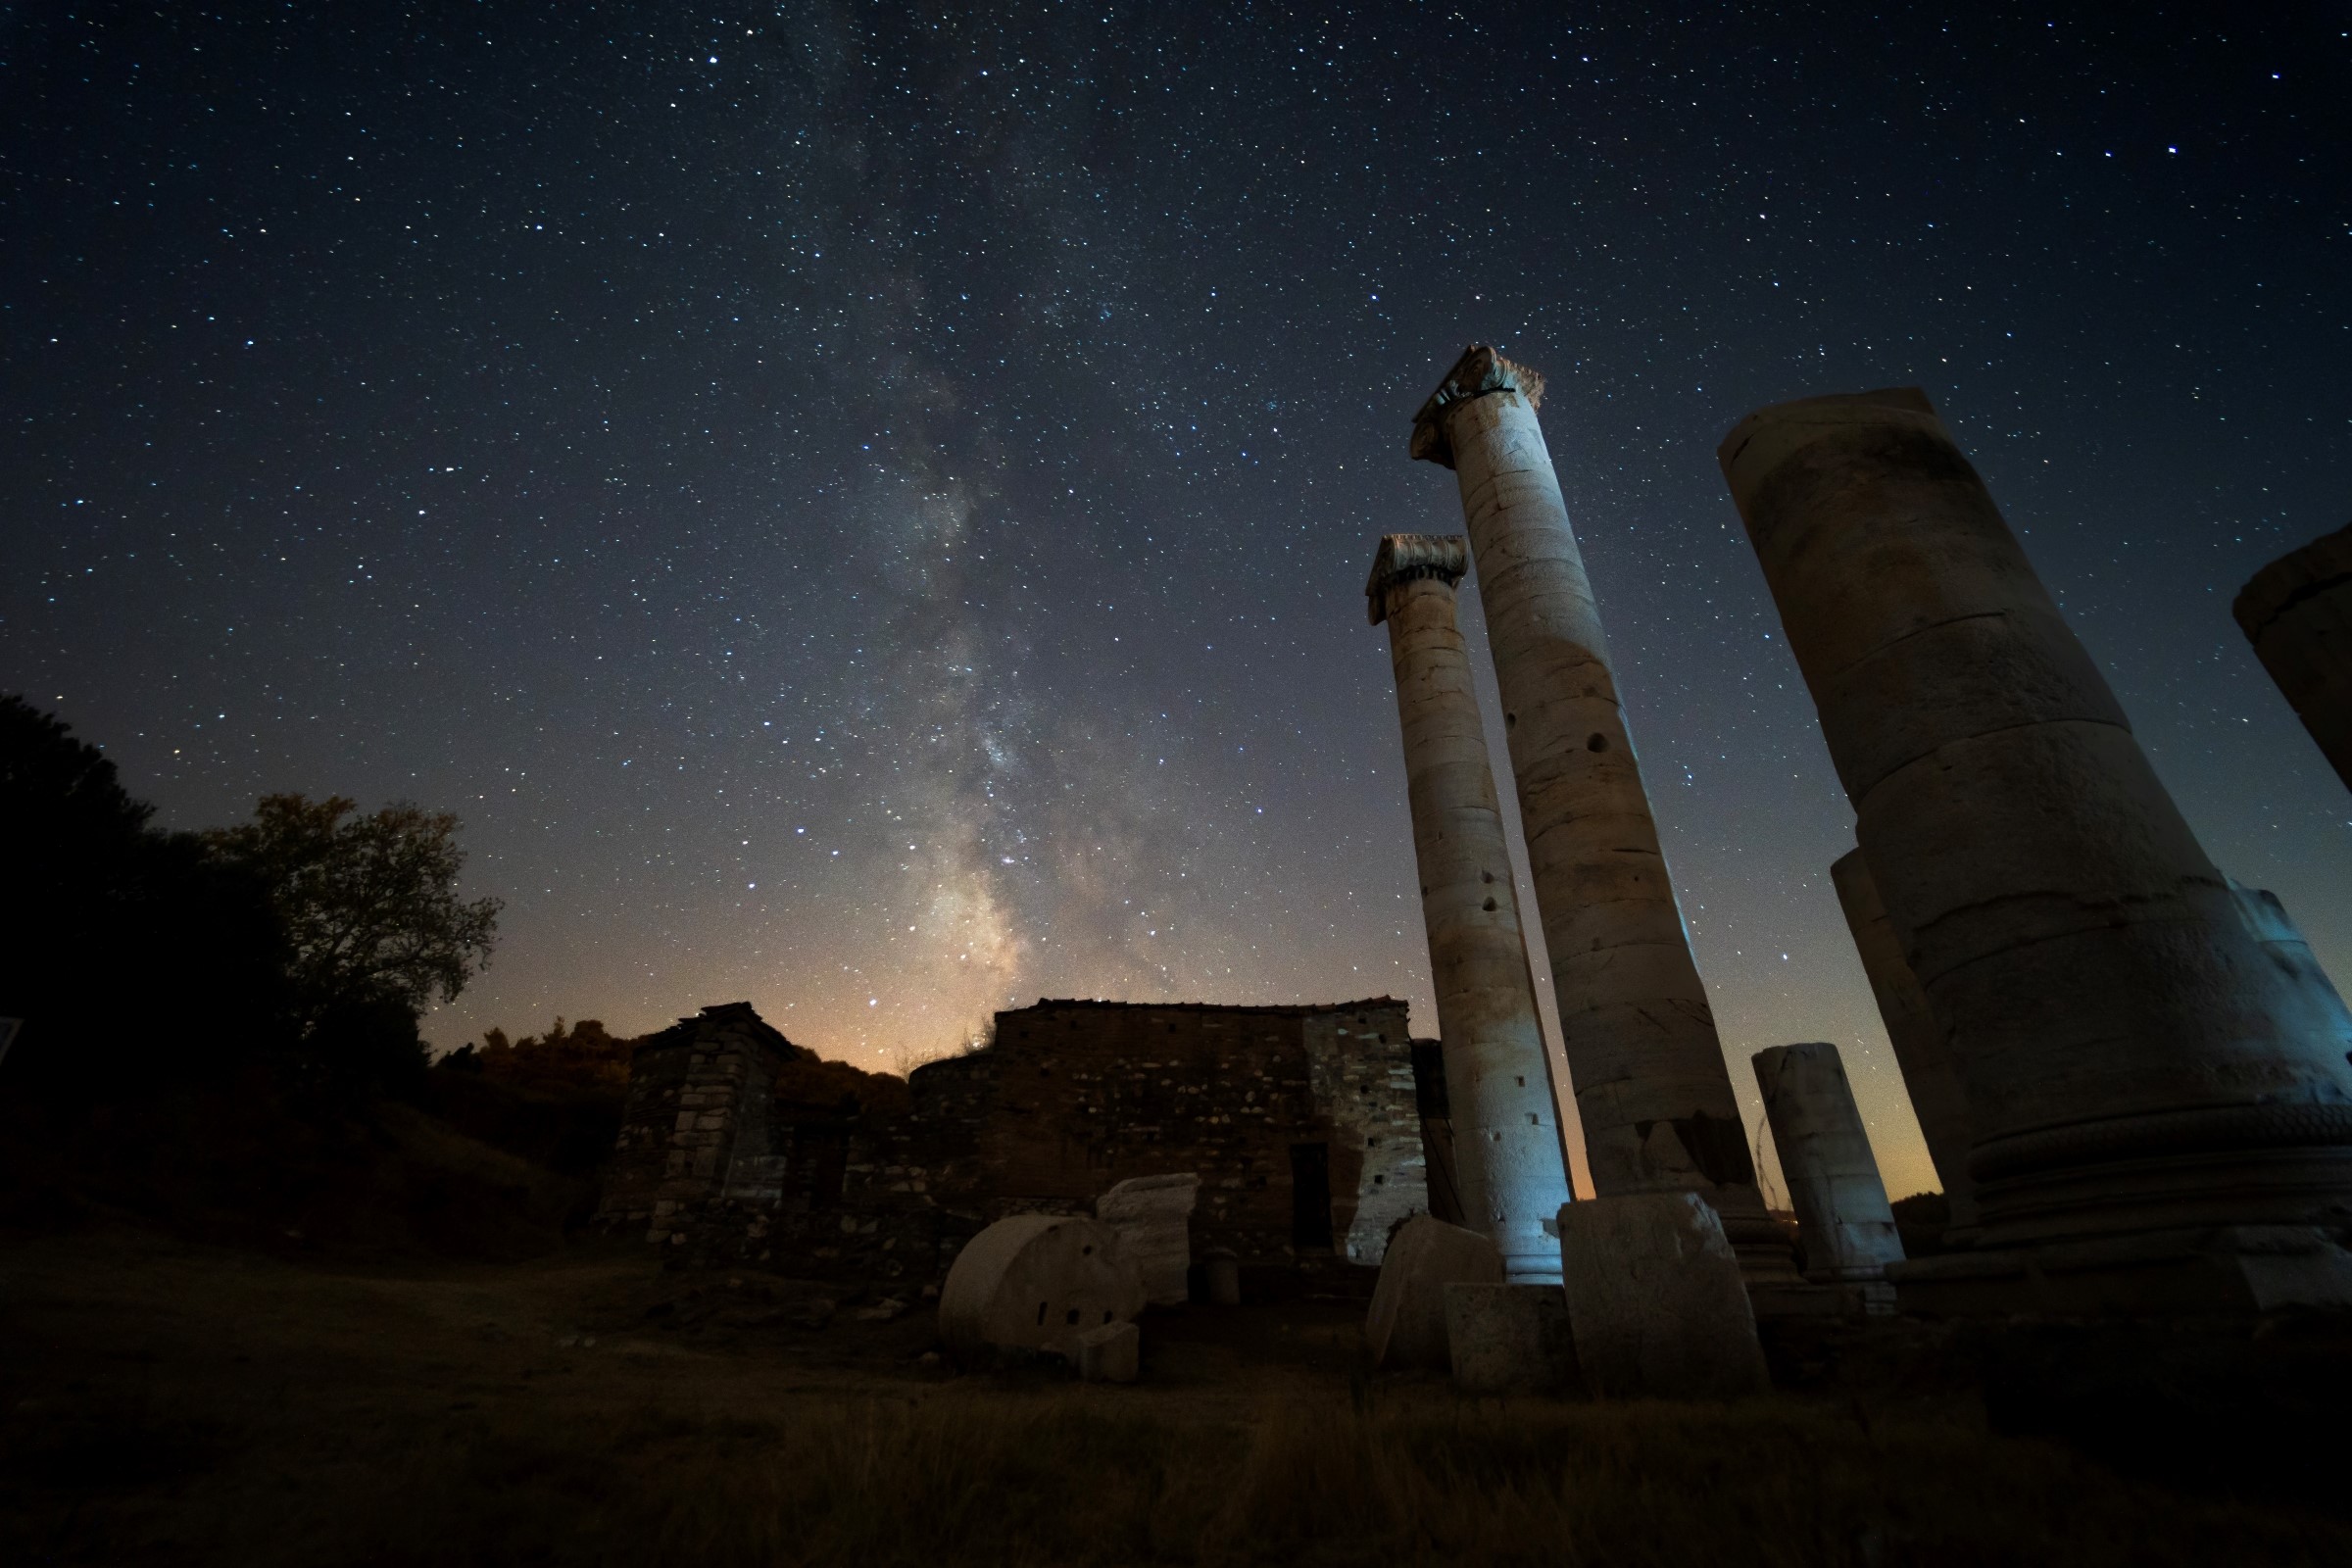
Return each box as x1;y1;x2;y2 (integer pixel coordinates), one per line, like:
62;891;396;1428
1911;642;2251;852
597;998;1445;1283
947;998;1430;1266
1300;1008;1432;1262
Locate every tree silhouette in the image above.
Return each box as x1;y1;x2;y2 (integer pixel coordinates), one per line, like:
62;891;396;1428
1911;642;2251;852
0;696;295;1091
205;795;502;1033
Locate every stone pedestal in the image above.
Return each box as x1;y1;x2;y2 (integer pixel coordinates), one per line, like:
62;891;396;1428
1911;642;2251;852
1096;1172;1200;1306
1368;533;1573;1283
1752;1042;1905;1282
1412;345;1794;1289
1444;1282;1580;1395
2234;521;2352;792
1720;387;2352;1309
1366;1214;1503;1370
1831;849;1980;1236
1556;1195;1771;1399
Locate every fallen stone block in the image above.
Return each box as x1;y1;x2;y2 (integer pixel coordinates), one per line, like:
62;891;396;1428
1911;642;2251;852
1077;1320;1140;1383
1444;1282;1578;1395
1096;1172;1200;1307
938;1214;1146;1364
1558;1194;1771;1399
1366;1214;1503;1370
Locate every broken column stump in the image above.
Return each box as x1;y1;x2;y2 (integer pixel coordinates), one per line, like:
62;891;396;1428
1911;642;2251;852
938;1214;1145;1366
1366;1214;1503;1370
1095;1172;1200;1307
1444;1282;1579;1395
1557;1194;1771;1399
1752;1042;1905;1283
1721;386;2352;1315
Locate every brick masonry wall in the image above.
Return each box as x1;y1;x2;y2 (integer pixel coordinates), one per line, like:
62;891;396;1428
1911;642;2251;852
601;998;1439;1280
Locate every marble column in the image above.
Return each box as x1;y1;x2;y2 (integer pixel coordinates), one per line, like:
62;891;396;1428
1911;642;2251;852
1368;533;1573;1283
2235;522;2352;794
1720;388;2352;1255
1410;346;1793;1284
1830;848;1980;1235
1752;1043;1905;1282
2232;880;2352;1051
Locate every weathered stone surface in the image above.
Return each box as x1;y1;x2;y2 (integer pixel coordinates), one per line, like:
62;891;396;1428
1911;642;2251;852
615;996;1438;1282
1830;849;1978;1234
1367;533;1572;1283
1443;1282;1578;1395
1557;1194;1770;1400
1077;1320;1141;1383
938;1214;1145;1363
1720;388;2352;1264
1752;1043;1905;1282
1096;1173;1200;1307
2231;881;2352;1052
1365;1214;1503;1369
1412;345;1792;1287
2234;520;2352;793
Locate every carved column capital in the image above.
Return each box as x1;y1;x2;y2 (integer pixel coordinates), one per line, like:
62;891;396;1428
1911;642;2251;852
1365;533;1469;624
1409;344;1547;468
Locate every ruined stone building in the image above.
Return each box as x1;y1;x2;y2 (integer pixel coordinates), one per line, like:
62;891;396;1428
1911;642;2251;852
595;997;1454;1283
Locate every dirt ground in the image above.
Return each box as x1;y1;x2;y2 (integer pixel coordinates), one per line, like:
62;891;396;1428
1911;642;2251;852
5;1225;2350;1567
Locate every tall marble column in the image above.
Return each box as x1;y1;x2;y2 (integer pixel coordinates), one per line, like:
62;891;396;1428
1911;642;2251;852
1830;848;1980;1235
1752;1042;1905;1282
2234;522;2352;794
1720;388;2352;1267
1368;533;1573;1283
1410;346;1792;1284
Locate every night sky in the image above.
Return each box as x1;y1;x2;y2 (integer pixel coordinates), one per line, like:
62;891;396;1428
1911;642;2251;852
7;4;2349;1200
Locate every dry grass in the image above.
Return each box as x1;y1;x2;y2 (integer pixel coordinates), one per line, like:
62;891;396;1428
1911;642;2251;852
18;1381;2352;1567
5;1228;2348;1567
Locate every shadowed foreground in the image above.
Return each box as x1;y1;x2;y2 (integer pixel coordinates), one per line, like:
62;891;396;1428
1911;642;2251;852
4;1229;2347;1568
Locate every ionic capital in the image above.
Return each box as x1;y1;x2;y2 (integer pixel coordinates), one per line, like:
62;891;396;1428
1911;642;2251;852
1409;344;1547;468
1365;533;1469;624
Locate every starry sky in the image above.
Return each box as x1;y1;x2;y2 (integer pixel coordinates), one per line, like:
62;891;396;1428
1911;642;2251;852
7;3;2349;1201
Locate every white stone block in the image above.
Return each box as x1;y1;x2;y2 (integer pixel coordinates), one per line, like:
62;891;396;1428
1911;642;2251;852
1095;1173;1200;1306
1366;1214;1502;1370
938;1214;1145;1364
1557;1194;1770;1400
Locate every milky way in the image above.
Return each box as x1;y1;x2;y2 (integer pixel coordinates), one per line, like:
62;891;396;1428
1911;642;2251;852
7;4;2349;1200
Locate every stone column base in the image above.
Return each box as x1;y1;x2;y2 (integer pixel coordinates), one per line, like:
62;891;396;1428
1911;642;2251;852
1887;1226;2352;1317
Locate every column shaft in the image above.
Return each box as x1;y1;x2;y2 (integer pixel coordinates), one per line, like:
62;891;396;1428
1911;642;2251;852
2234;522;2352;793
1830;848;1980;1234
1720;388;2352;1248
1410;347;1789;1281
1752;1042;1905;1282
1371;535;1571;1282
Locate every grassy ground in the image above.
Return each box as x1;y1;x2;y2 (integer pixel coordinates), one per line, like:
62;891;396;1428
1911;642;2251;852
4;1225;2348;1567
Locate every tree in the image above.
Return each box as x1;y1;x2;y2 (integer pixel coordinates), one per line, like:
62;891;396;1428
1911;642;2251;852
0;696;296;1092
205;795;502;1033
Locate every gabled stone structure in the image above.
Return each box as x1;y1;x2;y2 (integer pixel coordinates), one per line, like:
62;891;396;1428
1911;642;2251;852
597;1002;795;1246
